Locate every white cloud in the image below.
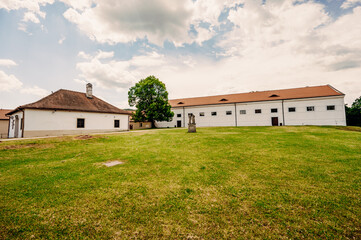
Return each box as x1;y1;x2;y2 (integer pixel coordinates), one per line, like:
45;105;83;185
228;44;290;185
60;0;94;10
74;50;177;91
63;0;194;46
20;86;49;97
58;35;66;44
0;0;51;32
0;70;23;91
0;59;17;67
62;0;245;46
95;50;114;59
76;1;358;105
341;0;361;9
0;0;53;12
78;51;92;60
76;54;135;90
22;12;40;23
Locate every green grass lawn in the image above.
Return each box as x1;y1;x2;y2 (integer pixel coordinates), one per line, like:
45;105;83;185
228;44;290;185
1;126;361;239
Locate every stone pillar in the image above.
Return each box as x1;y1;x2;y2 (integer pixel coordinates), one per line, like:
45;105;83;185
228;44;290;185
188;114;196;133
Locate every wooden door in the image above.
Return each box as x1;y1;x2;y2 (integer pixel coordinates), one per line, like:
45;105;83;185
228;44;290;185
271;117;278;126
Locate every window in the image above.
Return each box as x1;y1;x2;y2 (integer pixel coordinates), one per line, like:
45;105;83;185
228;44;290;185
288;107;296;112
77;118;85;128
177;114;181;117
177;102;184;105
271;108;278;113
220;98;228;102
307;106;315;112
114;120;120;128
211;112;217;116
140;123;143;127
240;110;246;115
199;112;205;117
255;109;262;114
20;118;23;130
269;94;280;98
327;105;335;110
226;111;232;115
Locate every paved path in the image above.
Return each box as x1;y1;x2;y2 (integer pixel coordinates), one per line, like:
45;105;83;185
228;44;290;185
0;128;178;142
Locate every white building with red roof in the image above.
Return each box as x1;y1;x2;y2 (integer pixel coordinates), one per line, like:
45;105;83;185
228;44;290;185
7;84;131;138
156;85;346;128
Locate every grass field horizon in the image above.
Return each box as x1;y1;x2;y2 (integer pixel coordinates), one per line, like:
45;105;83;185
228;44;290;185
1;126;360;239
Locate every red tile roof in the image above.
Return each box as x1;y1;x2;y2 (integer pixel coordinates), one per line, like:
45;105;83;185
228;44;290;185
0;109;12;120
169;85;344;107
7;89;131;115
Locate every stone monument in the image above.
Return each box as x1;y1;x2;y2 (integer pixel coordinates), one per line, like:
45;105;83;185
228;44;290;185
188;113;196;133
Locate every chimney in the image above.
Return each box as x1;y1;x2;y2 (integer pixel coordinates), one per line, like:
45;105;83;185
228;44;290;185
86;83;93;98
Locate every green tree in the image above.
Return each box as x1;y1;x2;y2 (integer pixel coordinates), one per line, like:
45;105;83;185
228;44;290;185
345;96;361;126
128;76;174;128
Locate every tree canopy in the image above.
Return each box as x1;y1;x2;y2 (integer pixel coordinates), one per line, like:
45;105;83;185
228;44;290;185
128;76;174;127
345;96;361;126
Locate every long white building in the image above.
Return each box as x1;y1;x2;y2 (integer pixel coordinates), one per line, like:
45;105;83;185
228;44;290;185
7;84;130;138
156;85;346;127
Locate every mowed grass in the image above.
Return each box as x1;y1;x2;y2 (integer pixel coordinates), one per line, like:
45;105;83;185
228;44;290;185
0;126;361;239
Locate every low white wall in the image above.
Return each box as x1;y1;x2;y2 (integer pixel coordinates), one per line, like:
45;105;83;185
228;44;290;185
19;109;129;137
156;96;346;127
0;120;9;138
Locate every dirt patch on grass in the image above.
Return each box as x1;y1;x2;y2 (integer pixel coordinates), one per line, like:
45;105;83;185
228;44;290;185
74;135;94;140
0;143;55;150
336;126;361;132
74;135;110;140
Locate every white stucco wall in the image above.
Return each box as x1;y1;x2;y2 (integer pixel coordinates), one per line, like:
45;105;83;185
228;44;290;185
283;97;346;126
7;109;129;138
24;109;128;131
156;96;346;127
8;111;23;138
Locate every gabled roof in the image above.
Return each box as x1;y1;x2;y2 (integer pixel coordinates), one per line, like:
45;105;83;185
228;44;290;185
7;89;131;115
169;85;344;108
0;109;12;120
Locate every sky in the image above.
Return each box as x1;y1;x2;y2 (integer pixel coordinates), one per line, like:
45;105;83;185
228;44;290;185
0;0;360;110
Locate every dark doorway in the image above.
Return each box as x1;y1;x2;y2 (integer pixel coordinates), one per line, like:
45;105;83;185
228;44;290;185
271;117;279;126
177;120;182;127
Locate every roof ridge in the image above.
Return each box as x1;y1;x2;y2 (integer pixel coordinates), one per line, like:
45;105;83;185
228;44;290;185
170;85;330;101
8;88;131;115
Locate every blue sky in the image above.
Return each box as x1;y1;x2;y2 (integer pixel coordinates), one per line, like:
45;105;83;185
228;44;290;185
1;0;361;110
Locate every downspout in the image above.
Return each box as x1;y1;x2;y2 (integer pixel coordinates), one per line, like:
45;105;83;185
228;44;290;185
7;115;11;138
21;110;25;138
234;103;237;127
282;100;285;126
128;115;130;131
183;107;185;127
343;98;347;126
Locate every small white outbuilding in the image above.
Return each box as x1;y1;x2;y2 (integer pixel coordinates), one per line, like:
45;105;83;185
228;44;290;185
7;84;130;138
